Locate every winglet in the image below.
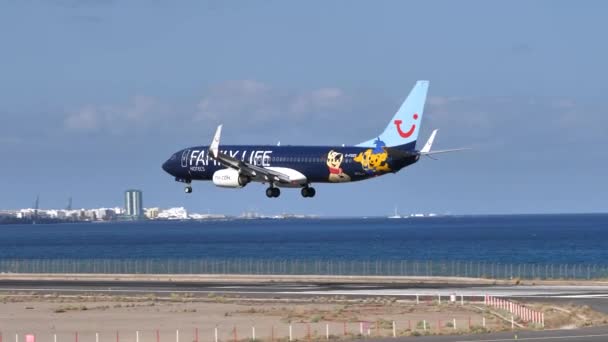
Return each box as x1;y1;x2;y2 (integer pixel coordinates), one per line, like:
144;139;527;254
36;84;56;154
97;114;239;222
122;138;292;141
210;124;222;159
420;129;438;153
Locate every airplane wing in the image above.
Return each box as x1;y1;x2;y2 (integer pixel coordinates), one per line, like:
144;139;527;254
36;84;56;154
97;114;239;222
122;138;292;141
208;125;292;184
419;129;471;157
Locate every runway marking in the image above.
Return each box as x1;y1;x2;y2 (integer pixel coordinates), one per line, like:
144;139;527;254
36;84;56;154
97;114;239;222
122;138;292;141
0;287;275;295
290;290;608;299
552;294;608;298
214;286;319;290
451;333;608;341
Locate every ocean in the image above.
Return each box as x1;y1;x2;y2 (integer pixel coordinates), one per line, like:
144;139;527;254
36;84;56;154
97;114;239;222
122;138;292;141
0;214;607;265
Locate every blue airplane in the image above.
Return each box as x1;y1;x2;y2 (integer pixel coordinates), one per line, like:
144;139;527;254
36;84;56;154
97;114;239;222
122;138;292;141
162;81;465;198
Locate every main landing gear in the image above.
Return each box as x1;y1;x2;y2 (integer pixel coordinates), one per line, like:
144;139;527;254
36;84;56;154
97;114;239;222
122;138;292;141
266;186;280;198
265;185;315;198
301;186;316;198
184;184;193;193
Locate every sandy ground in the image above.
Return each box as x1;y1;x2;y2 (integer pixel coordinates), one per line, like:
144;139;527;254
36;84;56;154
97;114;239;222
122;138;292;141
1;292;607;342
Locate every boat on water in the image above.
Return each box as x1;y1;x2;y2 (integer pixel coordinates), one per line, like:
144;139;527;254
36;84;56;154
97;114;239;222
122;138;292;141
388;206;402;219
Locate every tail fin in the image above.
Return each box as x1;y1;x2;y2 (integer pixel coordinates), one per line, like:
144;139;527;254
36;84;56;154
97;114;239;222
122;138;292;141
357;80;429;149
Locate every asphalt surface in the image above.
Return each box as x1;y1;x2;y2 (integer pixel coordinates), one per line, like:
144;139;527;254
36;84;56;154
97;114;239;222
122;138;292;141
1;279;608;311
373;326;608;341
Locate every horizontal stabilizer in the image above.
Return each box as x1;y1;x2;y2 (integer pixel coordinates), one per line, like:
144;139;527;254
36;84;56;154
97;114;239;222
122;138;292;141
419;129;470;156
420;148;471;156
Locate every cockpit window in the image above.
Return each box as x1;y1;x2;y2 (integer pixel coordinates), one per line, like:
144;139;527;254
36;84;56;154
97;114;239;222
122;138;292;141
170;153;178;160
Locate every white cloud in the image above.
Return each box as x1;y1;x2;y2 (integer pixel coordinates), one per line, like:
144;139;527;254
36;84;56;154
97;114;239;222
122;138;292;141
426;96;495;133
63;81;352;141
64;95;163;133
62;81;606;149
289;87;346;115
65;106;99;130
195;80;278;123
195;80;349;125
424;95;608;149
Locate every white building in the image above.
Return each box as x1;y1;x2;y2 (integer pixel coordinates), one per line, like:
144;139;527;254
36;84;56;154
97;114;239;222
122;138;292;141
157;207;188;220
145;207;160;219
125;189;144;219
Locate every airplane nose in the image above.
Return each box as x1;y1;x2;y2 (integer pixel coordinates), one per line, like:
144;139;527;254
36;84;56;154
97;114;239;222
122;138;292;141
162;159;172;174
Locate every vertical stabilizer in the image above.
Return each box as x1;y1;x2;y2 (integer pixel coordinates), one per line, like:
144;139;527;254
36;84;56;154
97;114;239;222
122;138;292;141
357;80;429;149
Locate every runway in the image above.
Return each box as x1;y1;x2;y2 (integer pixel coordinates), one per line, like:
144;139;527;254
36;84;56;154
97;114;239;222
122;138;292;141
2;279;608;297
1;279;608;303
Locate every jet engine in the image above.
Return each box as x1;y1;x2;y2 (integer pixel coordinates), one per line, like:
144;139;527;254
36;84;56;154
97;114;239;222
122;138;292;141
212;169;250;188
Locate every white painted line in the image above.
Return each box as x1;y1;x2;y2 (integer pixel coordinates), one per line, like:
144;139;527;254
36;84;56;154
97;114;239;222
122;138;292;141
551;294;608;298
452;333;608;342
0;287;278;295
215;286;318;290
284;290;608;299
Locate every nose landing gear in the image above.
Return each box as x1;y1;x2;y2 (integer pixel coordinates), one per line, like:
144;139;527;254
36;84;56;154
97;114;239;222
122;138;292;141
176;178;193;194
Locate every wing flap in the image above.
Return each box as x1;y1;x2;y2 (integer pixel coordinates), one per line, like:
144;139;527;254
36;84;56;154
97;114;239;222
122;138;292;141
207;125;291;184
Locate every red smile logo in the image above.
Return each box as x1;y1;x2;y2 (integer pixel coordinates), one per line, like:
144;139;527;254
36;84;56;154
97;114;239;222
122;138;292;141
394;113;418;138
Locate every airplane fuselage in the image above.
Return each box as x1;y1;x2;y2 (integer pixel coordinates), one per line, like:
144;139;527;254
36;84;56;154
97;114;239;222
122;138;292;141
162;143;419;186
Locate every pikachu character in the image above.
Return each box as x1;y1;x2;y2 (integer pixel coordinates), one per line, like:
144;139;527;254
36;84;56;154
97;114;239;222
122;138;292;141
326;150;351;182
367;150;391;173
354;139;392;174
354;149;372;172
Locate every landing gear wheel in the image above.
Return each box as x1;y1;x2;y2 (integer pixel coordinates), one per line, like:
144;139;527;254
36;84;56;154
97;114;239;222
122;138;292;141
266;187;280;198
272;187;280;198
307;187;316;198
301;187;316;198
184;186;193;194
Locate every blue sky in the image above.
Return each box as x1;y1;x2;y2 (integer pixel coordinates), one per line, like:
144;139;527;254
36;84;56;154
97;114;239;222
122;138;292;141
1;0;607;216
